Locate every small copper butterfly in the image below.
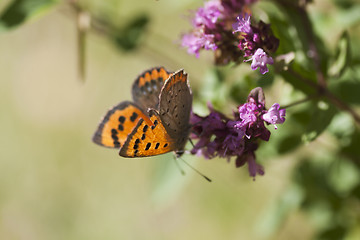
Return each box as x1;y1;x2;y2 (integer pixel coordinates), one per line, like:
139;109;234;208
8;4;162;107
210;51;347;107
92;67;192;157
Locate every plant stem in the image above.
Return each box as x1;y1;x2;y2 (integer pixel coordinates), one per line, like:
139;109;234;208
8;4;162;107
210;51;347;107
287;66;360;125
282;95;317;109
323;90;360;124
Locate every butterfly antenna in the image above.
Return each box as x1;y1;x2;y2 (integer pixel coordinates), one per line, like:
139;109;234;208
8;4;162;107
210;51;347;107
188;138;195;148
173;155;186;176
178;157;212;182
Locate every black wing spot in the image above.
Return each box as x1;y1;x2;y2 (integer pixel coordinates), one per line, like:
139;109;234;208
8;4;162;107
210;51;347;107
114;141;120;148
163;143;168;148
155;143;160;149
118;116;126;123
145;143;151;151
135;138;140;144
141;134;146;140
130;112;138;122
151;120;158;130
134;149;138;156
111;129;117;135
118;124;124;131
143;125;148;132
133;144;139;150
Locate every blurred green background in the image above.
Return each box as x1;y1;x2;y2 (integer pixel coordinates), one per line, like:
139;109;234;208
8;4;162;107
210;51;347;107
1;0;360;239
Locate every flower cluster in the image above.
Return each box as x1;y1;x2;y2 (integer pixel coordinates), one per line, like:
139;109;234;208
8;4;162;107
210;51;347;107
181;0;279;74
233;15;279;74
190;87;285;179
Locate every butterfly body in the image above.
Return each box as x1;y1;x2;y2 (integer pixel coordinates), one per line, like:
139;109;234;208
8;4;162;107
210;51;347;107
93;67;192;158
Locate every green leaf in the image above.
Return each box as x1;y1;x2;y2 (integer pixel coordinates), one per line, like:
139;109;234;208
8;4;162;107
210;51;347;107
302;101;337;143
229;81;248;104
290;100;337;143
257;70;274;88
327;112;355;139
0;0;57;31
279;63;317;95
277;134;302;154
332;0;358;9
272;1;329;75
113;15;149;51
328;31;351;78
341;130;360;163
329;80;360;105
265;10;296;55
317;225;347;240
293;159;340;210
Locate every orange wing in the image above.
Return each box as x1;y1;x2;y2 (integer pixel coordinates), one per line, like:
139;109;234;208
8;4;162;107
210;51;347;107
132;67;172;111
92;101;153;148
119;113;176;157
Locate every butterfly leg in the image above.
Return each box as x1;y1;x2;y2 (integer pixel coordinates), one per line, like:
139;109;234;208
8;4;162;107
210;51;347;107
147;108;160;117
188;138;195;148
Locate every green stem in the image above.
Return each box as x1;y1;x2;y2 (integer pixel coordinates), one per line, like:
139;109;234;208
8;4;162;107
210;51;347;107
287;66;360;125
282;95;317;109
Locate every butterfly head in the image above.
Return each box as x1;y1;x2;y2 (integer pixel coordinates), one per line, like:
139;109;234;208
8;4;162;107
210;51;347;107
175;149;185;158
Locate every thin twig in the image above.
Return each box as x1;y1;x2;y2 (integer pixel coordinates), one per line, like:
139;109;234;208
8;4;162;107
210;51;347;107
282;95;318;109
287;66;360;125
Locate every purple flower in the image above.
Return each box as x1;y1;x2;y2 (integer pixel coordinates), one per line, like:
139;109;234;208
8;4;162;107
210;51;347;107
262;103;286;129
232;15;279;71
193;0;223;29
236;152;264;180
202;34;218;50
232;14;252;35
237;99;260;128
190;88;284;179
182;32;217;58
248;48;274;74
180;0;278;66
190;106;227;158
181;0;258;62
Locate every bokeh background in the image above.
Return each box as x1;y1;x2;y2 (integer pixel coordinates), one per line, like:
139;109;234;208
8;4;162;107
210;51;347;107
1;0;360;239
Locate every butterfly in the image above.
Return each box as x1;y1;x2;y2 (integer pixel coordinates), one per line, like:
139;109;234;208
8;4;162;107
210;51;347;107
92;67;193;157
